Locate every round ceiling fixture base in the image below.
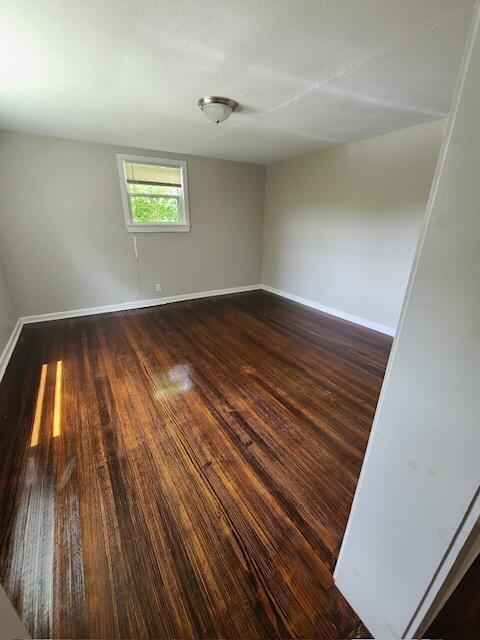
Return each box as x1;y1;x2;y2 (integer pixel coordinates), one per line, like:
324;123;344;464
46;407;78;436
197;96;238;124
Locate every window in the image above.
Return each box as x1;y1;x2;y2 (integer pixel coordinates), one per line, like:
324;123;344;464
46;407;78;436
116;154;190;232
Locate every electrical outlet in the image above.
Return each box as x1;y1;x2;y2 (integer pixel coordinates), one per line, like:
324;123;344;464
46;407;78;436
155;283;162;293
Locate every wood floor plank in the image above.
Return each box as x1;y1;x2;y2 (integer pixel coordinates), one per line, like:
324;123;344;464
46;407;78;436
0;291;391;638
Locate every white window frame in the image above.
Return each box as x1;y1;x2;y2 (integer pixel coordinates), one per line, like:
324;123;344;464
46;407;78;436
116;153;191;233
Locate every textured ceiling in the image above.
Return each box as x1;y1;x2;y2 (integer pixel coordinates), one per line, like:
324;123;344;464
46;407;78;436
0;0;475;164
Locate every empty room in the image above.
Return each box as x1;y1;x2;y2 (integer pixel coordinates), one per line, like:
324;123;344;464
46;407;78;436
0;1;479;639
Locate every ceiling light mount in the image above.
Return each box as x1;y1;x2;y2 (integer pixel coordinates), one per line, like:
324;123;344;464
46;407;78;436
197;96;238;124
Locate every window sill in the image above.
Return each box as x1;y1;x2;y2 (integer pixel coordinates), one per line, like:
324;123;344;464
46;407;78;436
125;224;191;233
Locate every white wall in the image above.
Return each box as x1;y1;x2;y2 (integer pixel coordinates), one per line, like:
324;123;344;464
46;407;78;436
0;259;17;358
335;5;480;638
0;130;265;316
262;120;445;332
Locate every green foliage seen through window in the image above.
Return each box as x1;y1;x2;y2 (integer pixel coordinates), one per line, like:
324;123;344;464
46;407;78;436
128;182;181;223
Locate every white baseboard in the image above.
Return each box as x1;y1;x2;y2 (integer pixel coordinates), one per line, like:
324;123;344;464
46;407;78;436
0;319;23;383
260;284;396;336
20;284;262;325
1;285;261;383
0;282;394;384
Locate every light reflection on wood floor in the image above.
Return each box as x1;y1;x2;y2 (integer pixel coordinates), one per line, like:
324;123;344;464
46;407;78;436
0;291;391;638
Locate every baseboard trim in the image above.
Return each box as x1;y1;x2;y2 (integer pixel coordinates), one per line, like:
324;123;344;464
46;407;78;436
1;285;261;383
260;284;396;336
0;319;23;383
1;283;394;383
20;284;262;325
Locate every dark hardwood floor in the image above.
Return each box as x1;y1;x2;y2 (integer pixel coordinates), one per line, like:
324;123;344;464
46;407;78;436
425;552;480;639
0;291;391;639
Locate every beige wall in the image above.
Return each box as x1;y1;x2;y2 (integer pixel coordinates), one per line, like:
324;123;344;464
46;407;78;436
0;584;29;639
0;131;265;316
262;120;445;331
0;124;445;327
0;259;17;358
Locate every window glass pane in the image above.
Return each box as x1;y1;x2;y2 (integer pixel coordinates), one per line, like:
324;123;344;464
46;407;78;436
130;195;180;223
128;183;181;197
119;156;189;232
124;162;181;187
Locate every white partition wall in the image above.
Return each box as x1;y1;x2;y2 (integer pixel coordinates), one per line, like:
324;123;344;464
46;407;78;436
334;3;480;638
